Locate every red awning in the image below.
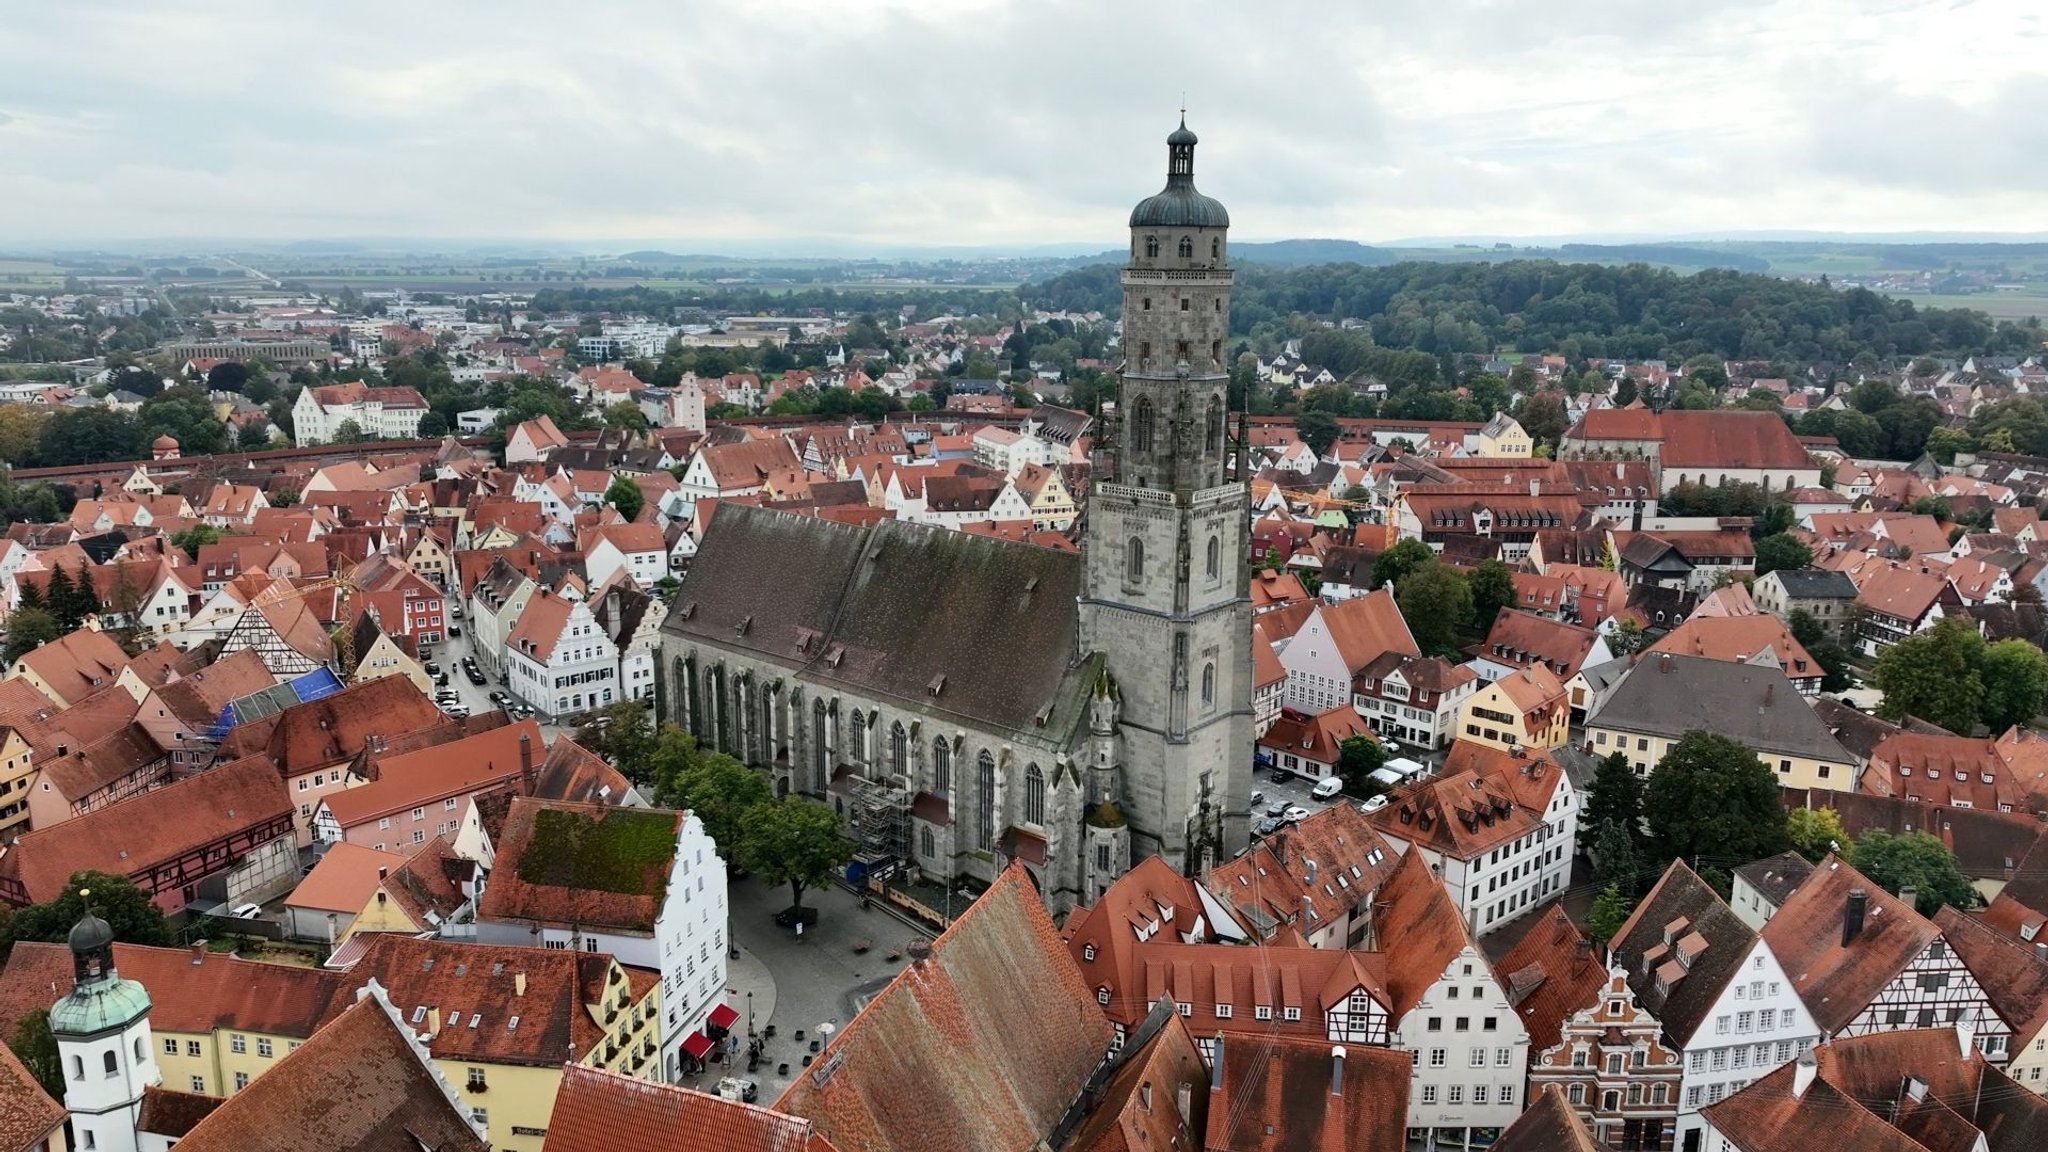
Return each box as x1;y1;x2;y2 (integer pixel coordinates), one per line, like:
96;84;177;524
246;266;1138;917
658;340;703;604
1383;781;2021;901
707;1003;740;1030
681;1031;714;1059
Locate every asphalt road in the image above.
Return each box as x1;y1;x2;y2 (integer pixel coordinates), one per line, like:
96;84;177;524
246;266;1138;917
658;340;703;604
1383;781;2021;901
417;619;573;743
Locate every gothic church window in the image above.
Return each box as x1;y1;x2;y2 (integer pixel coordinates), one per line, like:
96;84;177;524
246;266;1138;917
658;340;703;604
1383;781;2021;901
890;722;908;777
1145;235;1159;258
1206;396;1223;453
1132;398;1155;453
1206;535;1220;580
1211;237;1220;259
811;700;828;789
932;738;951;793
1177;236;1193;258
1126;537;1145;584
921;826;935;859
1025;763;1045;824
976;750;996;849
1202;663;1215;705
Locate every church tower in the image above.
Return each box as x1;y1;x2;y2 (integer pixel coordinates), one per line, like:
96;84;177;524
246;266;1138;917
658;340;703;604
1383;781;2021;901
50;898;161;1152
1081;118;1253;870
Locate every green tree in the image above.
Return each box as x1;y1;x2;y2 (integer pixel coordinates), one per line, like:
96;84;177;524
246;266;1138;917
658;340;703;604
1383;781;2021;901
1587;884;1634;942
1979;639;2048;732
1594;818;1641;897
1372;538;1434;591
0;871;174;958
1295;411;1340;458
604;475;644;522
1644;731;1789;865
416;410;450;439
1786;608;1824;648
1335;735;1387;794
603;401;650;430
641;724;700;799
1517;391;1568;452
1467;559;1516;633
1;607;58;666
1396;560;1472;656
331;418;368;443
170;523;219;561
741;796;850;915
672;753;773;861
1848;830;1979;916
574;699;654;772
1582;751;1645;850
1752;533;1814;578
1785;807;1847;862
1872;617;1986;734
7;1009;61;1101
1607;617;1646;657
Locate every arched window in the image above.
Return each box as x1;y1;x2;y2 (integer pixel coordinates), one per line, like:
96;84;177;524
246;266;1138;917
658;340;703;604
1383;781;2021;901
1201;663;1215;705
1206;535;1220;580
1131;398;1155;453
71;1055;83;1081
1177;236;1193;259
1126;537;1145;584
920;826;935;859
1024;763;1046;825
889;721;908;777
849;711;869;767
976;750;996;850
1144;235;1159;259
1211;236;1220;259
103;1050;118;1076
811;699;829;790
1206;395;1223;453
932;738;951;794
133;1037;144;1062
671;656;688;729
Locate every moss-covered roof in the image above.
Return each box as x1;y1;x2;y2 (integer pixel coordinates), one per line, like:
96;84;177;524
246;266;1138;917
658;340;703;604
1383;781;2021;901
480;798;682;933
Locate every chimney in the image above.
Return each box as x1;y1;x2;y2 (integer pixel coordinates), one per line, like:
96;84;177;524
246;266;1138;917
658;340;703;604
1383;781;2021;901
2034;942;2046;964
515;972;526;997
1659;654;1672;673
1301;895;1315;931
519;730;535;795
1615;461;1625;480
1209;1036;1225;1092
1957;1010;1977;1058
377;866;389;881
1764;682;1774;707
190;943;205;965
1529;479;1541;499
1844;888;1868;944
1898;885;1918;911
1791;1051;1818;1099
1330;1045;1346;1097
1176;1083;1193;1123
906;937;933;965
427;1007;441;1037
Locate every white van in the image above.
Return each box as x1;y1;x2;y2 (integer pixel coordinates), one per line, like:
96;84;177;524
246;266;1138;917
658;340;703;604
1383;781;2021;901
1382;757;1429;782
1311;775;1344;800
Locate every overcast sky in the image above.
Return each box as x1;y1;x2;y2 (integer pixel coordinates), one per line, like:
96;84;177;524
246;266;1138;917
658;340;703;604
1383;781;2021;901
5;0;2044;250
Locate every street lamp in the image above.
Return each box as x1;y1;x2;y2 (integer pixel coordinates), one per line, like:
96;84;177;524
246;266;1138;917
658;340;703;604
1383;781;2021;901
746;991;754;1039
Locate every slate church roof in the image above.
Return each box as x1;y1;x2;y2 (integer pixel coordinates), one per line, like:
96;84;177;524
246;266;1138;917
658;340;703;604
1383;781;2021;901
664;504;1096;740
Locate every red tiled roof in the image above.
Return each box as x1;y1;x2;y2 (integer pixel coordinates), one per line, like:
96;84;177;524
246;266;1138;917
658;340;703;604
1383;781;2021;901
8;627;132;706
1760;855;1939;1035
508;589;574;663
320;719;543;828
172;988;487;1152
1658;410;1816;471
0;1036;64;1152
1316;587;1420;672
1204;1032;1409;1152
1372;848;1478;1017
215;673;448;778
774;863;1112;1152
0;754;291;905
477;798;682;933
342;934;622;1067
541;1064;838;1152
1493;903;1608;1054
286;842;413;914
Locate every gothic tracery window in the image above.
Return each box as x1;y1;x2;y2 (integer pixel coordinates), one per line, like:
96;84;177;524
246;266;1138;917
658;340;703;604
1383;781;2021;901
932;738;951;793
976;750;996;849
889;721;907;777
1177;236;1193;259
1025;763;1045;825
1126;537;1145;584
1144;235;1159;259
1131;398;1155;453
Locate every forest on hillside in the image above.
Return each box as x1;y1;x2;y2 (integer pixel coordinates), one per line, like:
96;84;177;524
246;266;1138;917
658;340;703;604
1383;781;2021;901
1024;260;2044;365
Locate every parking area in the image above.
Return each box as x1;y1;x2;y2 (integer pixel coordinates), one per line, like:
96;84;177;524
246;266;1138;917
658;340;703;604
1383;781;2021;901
1246;741;1448;836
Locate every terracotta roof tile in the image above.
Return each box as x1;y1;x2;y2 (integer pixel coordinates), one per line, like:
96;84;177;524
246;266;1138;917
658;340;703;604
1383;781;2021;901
477;798;683;933
215;672;448;777
1494;903;1609;1054
1204;1033;1409;1152
541;1064;837;1152
1493;1083;1613;1152
0;754;291;905
1760;854;1938;1035
1608;860;1757;1046
286;842;413;914
774;863;1112;1152
137;1086;224;1142
339;935;624;1066
7;628;132;706
172;986;487;1152
320;719;544;828
1372;848;1478;1017
0;1035;64;1152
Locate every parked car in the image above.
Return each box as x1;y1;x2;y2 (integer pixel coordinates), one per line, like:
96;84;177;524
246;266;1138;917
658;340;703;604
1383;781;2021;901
229;903;264;919
465;666;487;686
1249;789;1265;808
1283;806;1310;823
434;672;449;687
423;662;442;677
448;623;462;638
1251;816;1286;837
1262;799;1288;818
1360;794;1391;814
488;691;512;708
1310;776;1345;801
716;1077;759;1103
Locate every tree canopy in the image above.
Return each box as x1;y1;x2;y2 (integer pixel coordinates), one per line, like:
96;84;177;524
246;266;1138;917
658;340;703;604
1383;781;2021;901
1869;616;2046;735
0;871;174;959
1644;731;1789;866
1847;830;1978;917
1395;560;1472;657
741;796;850;913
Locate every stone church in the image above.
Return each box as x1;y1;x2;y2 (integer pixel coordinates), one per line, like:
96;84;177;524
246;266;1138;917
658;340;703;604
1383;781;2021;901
657;120;1252;911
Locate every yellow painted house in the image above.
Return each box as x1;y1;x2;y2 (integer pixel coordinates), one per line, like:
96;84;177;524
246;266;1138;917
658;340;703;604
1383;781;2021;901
1011;462;1076;531
1455;664;1571;752
2;937;663;1152
1476;412;1534;458
1582;652;1855;789
0;726;35;843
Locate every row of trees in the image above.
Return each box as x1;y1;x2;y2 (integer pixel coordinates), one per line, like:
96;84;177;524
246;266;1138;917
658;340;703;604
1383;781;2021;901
1871;616;2048;736
1581;733;1981;938
580;706;851;914
1366;540;1516;657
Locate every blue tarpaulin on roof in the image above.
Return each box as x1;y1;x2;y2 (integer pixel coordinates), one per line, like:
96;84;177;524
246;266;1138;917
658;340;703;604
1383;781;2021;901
206;667;346;741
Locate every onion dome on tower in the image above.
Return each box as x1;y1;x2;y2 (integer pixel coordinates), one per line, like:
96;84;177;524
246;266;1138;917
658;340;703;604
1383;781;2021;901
1128;115;1230;229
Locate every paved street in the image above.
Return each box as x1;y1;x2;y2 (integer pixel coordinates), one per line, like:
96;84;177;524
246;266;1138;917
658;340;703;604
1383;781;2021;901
705;870;933;1102
419;615;573;742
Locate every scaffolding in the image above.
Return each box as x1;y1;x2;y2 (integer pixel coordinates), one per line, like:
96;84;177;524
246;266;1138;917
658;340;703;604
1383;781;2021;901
847;774;911;864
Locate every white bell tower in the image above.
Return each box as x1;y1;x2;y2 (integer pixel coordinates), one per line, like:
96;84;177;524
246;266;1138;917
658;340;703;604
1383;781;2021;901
50;894;161;1152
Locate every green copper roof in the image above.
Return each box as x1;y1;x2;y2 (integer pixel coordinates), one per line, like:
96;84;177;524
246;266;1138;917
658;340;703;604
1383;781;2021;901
50;978;152;1036
1129;185;1230;230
